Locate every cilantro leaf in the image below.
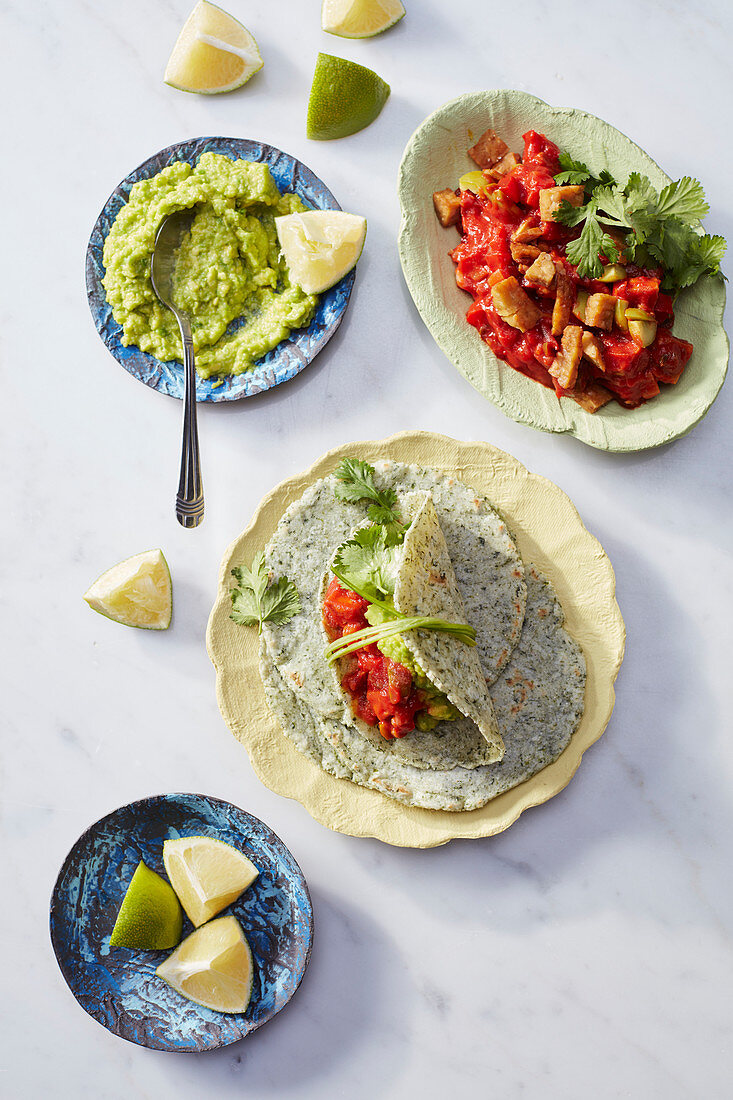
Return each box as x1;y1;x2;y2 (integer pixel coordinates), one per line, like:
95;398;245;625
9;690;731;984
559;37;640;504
654;177;709;224
554;197;590;228
332;525;402;606
333;458;403;529
230;554;301;633
564;210;605;279
555;153;592;186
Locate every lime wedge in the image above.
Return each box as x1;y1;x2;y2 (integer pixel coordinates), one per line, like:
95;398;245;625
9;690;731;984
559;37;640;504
163;836;258;928
276;211;367;294
307;53;390;140
156;915;254;1013
322;0;405;38
83;549;172;630
164;0;263;94
110;861;183;950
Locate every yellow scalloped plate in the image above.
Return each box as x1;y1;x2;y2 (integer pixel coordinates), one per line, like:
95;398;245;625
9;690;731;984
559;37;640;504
398;90;728;452
207;432;625;847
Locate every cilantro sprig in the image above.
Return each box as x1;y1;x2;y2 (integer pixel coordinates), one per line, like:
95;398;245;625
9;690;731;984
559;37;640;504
552;155;726;290
230;553;301;634
333;458;405;529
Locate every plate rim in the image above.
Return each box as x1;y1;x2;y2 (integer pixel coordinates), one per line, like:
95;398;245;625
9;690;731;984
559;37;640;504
49;791;314;1052
86;135;355;403
397;89;729;452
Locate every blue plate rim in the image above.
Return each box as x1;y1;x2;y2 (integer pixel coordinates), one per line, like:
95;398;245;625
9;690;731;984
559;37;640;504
86;136;356;403
49;792;314;1053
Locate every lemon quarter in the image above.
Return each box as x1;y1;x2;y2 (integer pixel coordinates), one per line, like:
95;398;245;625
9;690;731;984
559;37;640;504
83;549;172;630
164;0;263;94
109;861;183;950
276;210;367;294
156;916;254;1013
163;836;258;927
307;53;390;140
322;0;406;39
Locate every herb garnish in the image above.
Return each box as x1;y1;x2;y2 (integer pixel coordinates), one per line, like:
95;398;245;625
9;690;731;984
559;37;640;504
326;460;476;661
552;153;726;290
230;553;301;634
333;458;405;529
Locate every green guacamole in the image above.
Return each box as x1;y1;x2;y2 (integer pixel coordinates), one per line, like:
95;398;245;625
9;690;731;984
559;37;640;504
102;153;318;378
364;605;461;731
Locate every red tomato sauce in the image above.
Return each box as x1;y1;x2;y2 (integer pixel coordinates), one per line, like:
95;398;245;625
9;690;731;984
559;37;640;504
322;577;427;740
450;130;693;409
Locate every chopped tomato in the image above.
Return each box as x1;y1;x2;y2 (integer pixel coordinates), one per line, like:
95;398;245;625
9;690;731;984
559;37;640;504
613;275;660;312
322;579;428;740
650;330;693;384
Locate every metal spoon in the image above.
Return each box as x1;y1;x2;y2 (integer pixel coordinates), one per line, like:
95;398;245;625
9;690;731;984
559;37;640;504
150;208;204;528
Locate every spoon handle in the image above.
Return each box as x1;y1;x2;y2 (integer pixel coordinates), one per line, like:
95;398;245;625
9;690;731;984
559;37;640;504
176;315;204;528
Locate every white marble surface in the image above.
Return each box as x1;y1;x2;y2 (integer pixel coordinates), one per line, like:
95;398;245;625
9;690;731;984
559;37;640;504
3;0;733;1095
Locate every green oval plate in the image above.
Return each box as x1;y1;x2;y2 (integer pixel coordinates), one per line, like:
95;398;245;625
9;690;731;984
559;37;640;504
398;90;728;452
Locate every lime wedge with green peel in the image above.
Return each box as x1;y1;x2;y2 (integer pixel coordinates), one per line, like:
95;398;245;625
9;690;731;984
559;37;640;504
164;0;263;94
322;0;406;38
163;836;258;928
307;53;390;140
156;915;254;1013
83;549;172;630
276;211;367;294
110;861;183;950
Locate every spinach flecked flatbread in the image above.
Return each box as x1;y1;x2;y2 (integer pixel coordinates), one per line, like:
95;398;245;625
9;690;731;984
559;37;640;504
256;461;585;811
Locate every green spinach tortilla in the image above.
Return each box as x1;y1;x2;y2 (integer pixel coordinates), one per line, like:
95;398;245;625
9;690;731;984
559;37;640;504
257;461;586;811
102;153;318;378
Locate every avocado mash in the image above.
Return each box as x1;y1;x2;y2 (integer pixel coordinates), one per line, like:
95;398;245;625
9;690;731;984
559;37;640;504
102;153;318;378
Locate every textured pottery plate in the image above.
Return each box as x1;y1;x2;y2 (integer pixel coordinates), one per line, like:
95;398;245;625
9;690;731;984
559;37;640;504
206;432;626;848
87;136;355;402
398;90;729;452
49;793;313;1051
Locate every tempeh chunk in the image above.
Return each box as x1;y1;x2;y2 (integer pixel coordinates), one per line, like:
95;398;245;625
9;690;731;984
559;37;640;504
432;188;462;228
584;293;616;330
491;276;541;332
468;128;509;169
551;271;575;335
581;331;606;371
488;152;522;178
512;217;544;244
570;381;614;412
549;325;584;389
538;185;585;222
524;251;556;289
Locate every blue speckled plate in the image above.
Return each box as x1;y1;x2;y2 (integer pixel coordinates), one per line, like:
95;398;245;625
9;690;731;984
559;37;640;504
86;137;356;402
49;793;313;1052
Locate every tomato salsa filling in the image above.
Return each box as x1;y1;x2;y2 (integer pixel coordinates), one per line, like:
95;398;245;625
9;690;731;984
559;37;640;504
438;129;694;411
322;577;458;740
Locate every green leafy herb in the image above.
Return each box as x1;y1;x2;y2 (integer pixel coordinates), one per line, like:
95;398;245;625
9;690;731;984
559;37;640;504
332;525;402;608
230;553;301;634
333;458;404;529
553;160;725;291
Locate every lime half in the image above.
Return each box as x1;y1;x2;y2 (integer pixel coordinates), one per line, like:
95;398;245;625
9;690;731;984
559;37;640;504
307;53;390;140
276;211;367;294
83;549;172;630
164;0;263;94
110;861;183;950
322;0;406;39
163;836;258;928
156;915;254;1013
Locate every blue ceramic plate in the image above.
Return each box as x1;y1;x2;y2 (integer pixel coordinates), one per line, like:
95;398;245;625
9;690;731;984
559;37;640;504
86;137;356;402
49;793;313;1052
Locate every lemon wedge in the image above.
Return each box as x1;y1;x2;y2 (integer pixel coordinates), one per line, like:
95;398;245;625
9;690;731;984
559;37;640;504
163;836;258;928
276;210;367;294
322;0;406;39
109;861;183;950
164;1;263;94
83;549;172;630
156;916;254;1013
